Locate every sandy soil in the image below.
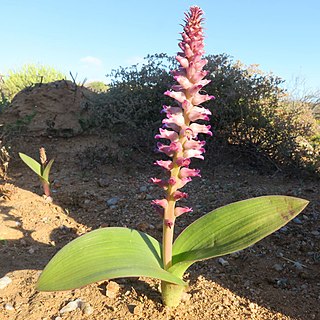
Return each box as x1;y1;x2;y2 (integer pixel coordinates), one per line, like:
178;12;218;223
0;134;319;320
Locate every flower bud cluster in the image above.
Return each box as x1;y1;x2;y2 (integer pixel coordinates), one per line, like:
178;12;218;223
152;6;214;226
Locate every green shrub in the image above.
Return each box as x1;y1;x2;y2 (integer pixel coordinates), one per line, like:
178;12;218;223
85;81;109;93
0;64;65;102
90;53;319;174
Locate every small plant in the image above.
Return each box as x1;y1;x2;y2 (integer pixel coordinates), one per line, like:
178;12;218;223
36;7;308;308
19;147;54;201
0;144;10;180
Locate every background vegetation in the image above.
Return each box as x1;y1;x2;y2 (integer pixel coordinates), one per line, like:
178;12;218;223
0;55;319;175
0;64;65;109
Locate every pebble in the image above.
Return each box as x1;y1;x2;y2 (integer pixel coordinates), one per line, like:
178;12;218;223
293;261;303;270
218;257;229;267
293;217;302;225
311;230;320;236
0;276;12;289
5;303;14;311
28;247;35;254
276;278;288;288
59;298;82;313
98;178;109;187
181;292;191;302
106;281;120;299
80;302;94;315
272;263;284;272
279;226;288;233
106;197;119;206
139;186;148;193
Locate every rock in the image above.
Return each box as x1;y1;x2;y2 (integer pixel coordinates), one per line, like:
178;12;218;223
0;276;12;289
218;257;229;267
181;292;191;302
80;302;94;315
28;247;35;254
293;261;303;270
98;178;109;188
293;217;302;225
139;186;148;193
59;299;82;313
5;303;14;311
311;230;320;236
106;281;120;299
106;197;119;206
280;226;288;233
272;263;284;272
276;278;288;288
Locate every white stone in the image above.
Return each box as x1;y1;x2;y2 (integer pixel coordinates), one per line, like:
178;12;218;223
59;299;82;313
0;276;12;289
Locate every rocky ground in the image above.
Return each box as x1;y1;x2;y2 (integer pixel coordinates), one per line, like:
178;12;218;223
0;133;319;320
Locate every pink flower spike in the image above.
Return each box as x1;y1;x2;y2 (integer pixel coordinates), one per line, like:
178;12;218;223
175;206;193;217
179;167;201;178
154;160;173;171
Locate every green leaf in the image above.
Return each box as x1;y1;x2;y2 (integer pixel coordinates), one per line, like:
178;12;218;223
42;159;54;183
19;152;41;177
37;227;186;291
169;196;308;277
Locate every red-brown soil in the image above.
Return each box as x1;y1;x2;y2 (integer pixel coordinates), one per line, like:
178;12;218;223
0;132;319;320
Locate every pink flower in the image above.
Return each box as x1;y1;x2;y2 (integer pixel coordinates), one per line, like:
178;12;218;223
154;160;173;171
157;141;182;157
151;199;168;209
189;123;213;137
175;207;193;217
179;167;201;178
173;191;189;200
155;128;179;142
152;6;213;227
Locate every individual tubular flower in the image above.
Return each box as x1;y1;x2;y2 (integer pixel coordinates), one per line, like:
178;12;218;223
151;6;214;270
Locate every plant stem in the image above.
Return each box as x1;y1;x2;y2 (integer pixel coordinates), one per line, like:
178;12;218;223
162;199;176;270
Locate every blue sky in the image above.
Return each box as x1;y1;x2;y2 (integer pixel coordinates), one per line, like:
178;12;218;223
1;0;319;92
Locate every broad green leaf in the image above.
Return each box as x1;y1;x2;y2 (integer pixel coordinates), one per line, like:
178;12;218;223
42;159;54;183
19;152;41;177
37;227;186;291
169;196;308;277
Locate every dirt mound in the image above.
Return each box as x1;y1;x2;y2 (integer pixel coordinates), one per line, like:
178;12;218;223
1;80;95;137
